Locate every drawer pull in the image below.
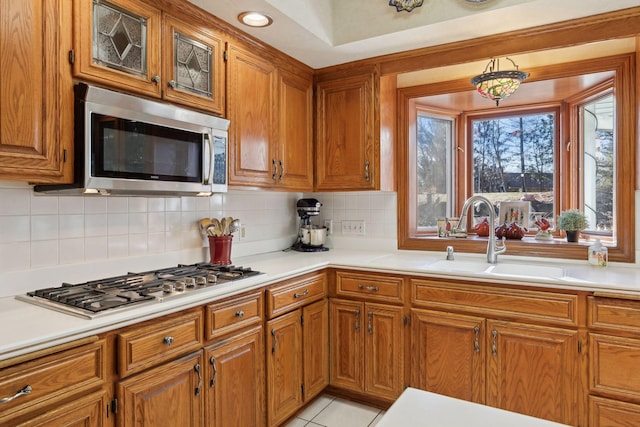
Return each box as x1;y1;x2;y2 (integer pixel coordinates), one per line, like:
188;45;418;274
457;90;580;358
235;310;245;318
358;285;379;292
474;326;480;353
271;329;278;355
163;336;174;346
293;289;309;298
367;312;373;334
0;385;32;404
491;330;498;356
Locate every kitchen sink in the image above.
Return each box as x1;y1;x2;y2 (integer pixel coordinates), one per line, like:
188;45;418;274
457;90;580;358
426;260;491;274
488;264;565;279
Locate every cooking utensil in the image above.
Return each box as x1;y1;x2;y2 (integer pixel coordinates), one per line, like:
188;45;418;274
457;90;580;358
211;218;222;237
222;216;234;235
228;219;241;235
199;218;213;234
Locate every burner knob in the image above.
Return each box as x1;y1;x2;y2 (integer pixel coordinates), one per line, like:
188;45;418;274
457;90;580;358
175;281;186;292
185;277;196;288
196;277;207;286
207;274;218;284
162;283;174;293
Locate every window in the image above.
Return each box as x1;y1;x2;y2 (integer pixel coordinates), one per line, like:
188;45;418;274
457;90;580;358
398;54;635;262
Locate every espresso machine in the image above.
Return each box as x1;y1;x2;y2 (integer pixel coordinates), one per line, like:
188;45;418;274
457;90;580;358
291;198;329;252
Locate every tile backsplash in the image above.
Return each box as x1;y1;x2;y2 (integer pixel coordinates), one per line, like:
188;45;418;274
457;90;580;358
0;182;400;295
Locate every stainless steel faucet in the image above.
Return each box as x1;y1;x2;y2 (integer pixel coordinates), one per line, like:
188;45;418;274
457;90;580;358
456;195;506;264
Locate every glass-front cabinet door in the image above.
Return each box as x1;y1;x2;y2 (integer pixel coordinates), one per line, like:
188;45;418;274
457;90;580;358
74;0;162;97
162;15;225;115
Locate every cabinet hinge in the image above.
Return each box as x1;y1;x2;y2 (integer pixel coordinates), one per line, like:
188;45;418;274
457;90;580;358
403;315;410;326
300;314;304;326
111;398;118;415
68;49;75;65
578;340;582;354
301;384;305;396
63;149;67;163
223;50;228;61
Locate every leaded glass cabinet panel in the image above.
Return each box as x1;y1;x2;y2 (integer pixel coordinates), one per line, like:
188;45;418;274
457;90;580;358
163;15;225;115
74;0;162;97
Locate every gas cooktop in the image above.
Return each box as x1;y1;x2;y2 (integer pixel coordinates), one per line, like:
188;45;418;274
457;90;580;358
16;263;263;319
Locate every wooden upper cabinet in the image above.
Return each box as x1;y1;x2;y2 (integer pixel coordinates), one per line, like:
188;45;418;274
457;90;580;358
74;0;163;97
162;14;225;115
315;70;379;191
227;43;278;187
0;0;73;183
277;69;314;190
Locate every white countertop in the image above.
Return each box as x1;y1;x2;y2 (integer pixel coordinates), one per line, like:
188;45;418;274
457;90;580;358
377;388;569;427
2;248;640;361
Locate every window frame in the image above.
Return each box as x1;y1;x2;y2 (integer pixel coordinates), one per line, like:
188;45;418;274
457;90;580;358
397;54;635;263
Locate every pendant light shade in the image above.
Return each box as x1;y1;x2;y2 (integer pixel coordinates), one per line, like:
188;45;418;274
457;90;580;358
470;58;529;106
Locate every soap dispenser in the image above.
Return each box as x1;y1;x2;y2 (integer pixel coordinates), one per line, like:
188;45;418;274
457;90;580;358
588;239;608;267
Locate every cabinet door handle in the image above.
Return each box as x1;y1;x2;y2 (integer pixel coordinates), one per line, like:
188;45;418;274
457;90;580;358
194;363;202;396
209;356;217;388
235;310;245;318
293;289;309;298
474;326;480;353
0;385;32;404
271;329;278;355
367;312;373;335
167;79;177;88
364;160;370;181
491;329;498;356
358;284;379;292
163;336;174;346
151;75;160;83
355;309;361;332
279;160;284;181
272;159;278;182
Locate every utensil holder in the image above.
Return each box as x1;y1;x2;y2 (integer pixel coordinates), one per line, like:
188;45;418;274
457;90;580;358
208;235;233;265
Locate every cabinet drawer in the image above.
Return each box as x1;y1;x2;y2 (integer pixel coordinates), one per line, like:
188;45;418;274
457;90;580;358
266;271;327;318
117;308;203;377
412;279;578;326
205;291;263;340
0;339;105;425
335;271;404;304
590;333;640;401
590;396;640;426
589;296;640;333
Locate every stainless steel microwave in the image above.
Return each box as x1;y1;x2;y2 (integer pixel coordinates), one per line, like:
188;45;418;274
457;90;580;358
35;84;229;196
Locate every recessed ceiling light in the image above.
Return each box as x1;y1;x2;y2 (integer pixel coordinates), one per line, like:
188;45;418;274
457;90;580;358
238;12;273;28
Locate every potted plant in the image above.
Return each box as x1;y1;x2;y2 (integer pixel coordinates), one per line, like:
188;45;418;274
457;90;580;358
557;210;588;242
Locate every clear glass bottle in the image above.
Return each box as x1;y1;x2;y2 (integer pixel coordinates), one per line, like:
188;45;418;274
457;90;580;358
588;239;608;267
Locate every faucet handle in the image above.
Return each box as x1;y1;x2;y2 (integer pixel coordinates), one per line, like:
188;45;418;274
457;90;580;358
446;246;455;260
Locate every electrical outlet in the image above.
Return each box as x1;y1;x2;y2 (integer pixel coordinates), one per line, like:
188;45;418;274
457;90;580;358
238;226;246;241
324;219;333;235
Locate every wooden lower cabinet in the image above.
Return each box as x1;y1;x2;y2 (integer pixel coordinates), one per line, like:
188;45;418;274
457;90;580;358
410;309;485;403
205;326;264;427
15;391;108;427
266;299;329;427
486;320;579;425
117;350;205;427
330;299;404;401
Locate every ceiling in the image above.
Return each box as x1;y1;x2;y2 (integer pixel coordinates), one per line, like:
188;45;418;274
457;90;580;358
187;0;640;69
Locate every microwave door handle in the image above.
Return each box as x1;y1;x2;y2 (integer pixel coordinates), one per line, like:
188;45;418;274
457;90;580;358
204;133;214;185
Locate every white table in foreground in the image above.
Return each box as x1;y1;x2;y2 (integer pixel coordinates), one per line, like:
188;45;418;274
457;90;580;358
377;388;570;427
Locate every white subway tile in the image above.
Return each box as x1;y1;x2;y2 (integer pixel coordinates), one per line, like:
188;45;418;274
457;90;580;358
181;196;198;212
129;234;148;256
59;197;84;214
128;197;148;213
31;215;59;241
85;214;108;237
84;197;107;214
128;212;148;233
148;212;166;232
59;238;85;265
107;213;128;235
59;214;84;239
0;216;30;242
165;197;181;212
31;240;59;267
107;197;128;213
147;197;165;212
30;195;58;215
84;236;108;261
0;188;30;215
107;235;129;258
147;232;166;253
0;242;29;271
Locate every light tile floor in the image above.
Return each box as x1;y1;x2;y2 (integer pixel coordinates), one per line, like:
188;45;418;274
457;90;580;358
283;394;386;427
